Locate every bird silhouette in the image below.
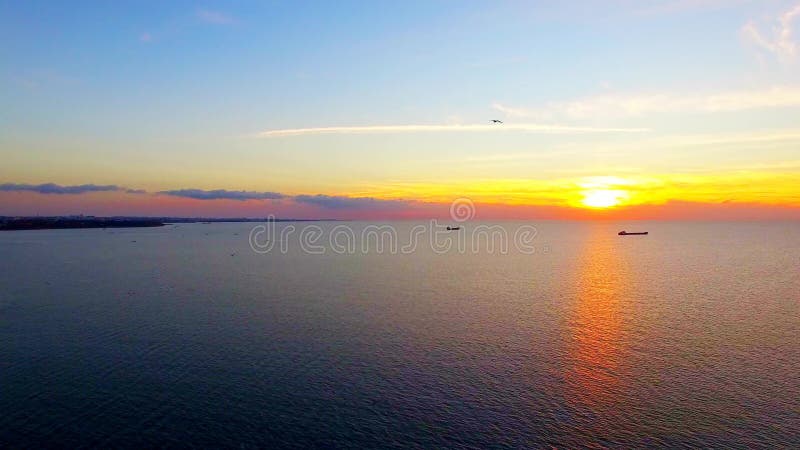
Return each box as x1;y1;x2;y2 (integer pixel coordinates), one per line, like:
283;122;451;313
491;119;503;124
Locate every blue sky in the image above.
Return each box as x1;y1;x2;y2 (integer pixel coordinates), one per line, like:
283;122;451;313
3;1;789;136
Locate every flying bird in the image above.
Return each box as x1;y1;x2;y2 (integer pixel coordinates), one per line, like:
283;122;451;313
491;119;503;124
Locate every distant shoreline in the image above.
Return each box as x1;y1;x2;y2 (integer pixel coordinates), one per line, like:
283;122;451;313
0;217;332;231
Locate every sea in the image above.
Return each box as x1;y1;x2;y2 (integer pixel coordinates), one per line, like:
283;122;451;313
1;221;798;448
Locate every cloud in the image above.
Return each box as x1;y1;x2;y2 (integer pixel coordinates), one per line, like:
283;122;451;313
493;85;800;120
156;189;410;210
467;55;528;69
294;195;408;210
197;9;235;25
158;189;284;201
742;3;800;62
635;0;750;16
254;123;649;137
490;104;532;118
0;183;130;195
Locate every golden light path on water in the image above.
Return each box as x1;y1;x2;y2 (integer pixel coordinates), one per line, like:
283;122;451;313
566;228;630;416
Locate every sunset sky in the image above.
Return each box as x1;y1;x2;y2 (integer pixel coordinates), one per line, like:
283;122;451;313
2;0;800;219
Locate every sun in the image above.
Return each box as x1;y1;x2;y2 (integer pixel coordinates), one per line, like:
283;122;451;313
581;189;628;208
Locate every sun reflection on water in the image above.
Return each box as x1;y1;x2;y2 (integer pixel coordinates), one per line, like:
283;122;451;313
565;229;630;411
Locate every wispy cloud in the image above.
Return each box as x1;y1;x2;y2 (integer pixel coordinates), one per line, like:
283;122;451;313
254;123;649;137
0;183;134;195
1;183;405;211
158;189;284;201
16;70;77;91
197;9;235;25
157;189;409;210
294;195;408;210
491;104;535;118
494;85;800;120
635;0;751;16
467;55;528;69
742;2;800;62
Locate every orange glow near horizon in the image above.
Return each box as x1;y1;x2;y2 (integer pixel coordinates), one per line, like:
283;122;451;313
345;171;800;209
2;171;800;220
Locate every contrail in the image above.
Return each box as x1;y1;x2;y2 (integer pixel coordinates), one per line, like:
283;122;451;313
253;123;650;137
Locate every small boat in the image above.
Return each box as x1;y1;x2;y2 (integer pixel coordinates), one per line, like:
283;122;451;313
618;230;648;236
446;226;461;231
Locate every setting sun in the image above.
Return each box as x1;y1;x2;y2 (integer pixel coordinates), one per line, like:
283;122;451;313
581;189;628;208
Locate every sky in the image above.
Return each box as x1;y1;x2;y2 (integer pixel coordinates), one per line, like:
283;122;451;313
2;0;800;219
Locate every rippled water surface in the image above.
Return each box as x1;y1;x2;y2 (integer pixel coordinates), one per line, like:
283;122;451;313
1;221;798;448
